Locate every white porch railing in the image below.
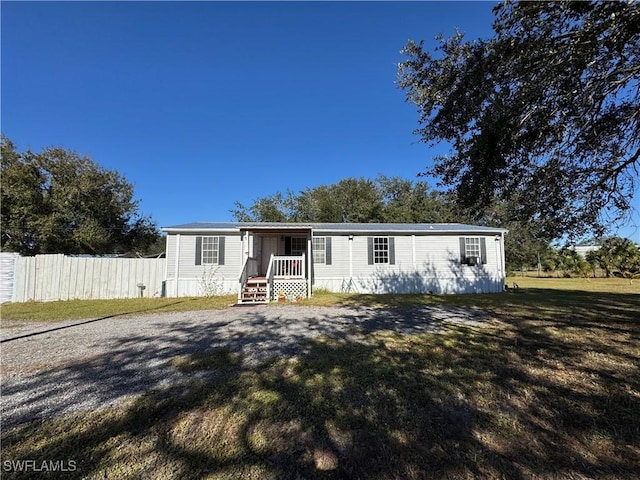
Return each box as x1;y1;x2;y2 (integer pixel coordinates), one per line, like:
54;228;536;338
241;254;307;303
238;256;259;302
265;254;274;302
239;256;249;302
267;254;307;301
271;255;305;278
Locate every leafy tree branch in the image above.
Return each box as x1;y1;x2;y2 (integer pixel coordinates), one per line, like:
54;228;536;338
398;0;639;239
1;135;160;256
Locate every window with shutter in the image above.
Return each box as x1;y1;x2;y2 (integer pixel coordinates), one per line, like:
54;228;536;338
460;237;487;265
368;237;394;265
202;236;219;264
312;237;326;264
196;236;225;265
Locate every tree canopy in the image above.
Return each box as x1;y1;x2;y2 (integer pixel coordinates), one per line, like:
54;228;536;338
586;237;640;278
398;0;639;239
232;175;554;272
231;176;460;224
1;136;160;256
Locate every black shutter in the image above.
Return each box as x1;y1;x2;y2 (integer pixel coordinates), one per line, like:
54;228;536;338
459;237;466;264
367;237;374;265
195;236;202;265
218;236;225;265
480;238;487;265
285;236;292;255
325;237;332;265
389;237;395;265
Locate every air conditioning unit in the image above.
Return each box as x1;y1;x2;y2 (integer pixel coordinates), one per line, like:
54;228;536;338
466;256;479;266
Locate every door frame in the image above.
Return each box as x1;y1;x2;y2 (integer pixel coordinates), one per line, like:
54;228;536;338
260;236;279;275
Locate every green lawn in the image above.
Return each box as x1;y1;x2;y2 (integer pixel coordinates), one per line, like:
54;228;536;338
507;275;640;293
0;295;237;323
2;277;637;323
1;279;639;479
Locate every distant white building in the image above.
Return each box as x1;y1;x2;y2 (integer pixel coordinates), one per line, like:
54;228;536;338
572;245;601;258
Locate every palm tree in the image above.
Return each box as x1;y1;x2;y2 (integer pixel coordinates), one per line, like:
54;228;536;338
591;237;640;278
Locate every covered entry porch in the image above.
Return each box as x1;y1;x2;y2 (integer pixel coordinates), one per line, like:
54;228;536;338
238;225;313;304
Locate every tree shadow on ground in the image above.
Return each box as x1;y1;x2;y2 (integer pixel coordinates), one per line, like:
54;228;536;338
352;255;504;295
2;290;639;479
0;327;515;479
0;304;484;426
0;299;195;343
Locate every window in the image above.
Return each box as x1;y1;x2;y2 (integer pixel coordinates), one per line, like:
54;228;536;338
367;237;395;265
313;237;326;264
291;237;306;256
312;236;332;265
373;237;389;264
460;237;486;265
284;236;307;256
202;236;219;264
465;237;481;259
196;236;225;266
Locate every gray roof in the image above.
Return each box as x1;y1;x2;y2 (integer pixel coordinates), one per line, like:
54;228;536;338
162;222;507;235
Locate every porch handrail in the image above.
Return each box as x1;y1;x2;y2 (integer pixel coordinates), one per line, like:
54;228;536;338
238;255;250;302
271;254;305;279
265;253;275;301
262;254;307;302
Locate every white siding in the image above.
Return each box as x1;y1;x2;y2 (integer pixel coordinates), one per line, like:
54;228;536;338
165;235;177;278
165;230;506;297
162;278;238;297
312;235;349;280
313;233;504;294
312;235;352;292
164;233;242;297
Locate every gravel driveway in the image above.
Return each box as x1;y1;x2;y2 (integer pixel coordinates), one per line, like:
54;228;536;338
1;304;485;427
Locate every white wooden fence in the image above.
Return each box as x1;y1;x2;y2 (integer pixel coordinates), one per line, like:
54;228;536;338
2;254;166;303
0;253;20;303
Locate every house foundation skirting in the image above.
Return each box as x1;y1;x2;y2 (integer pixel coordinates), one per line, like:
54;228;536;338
272;279;307;301
313;274;504;295
164;278;237;297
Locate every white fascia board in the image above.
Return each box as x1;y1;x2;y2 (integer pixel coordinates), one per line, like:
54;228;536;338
313;227;508;235
163;226;314;235
238;225;313;232
162;227;239;234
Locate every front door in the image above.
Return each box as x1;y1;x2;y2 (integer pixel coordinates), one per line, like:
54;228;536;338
260;236;279;275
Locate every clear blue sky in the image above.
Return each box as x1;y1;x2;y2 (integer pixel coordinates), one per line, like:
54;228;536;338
2;1;638;241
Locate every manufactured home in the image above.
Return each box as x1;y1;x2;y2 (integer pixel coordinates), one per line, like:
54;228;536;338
162;222;507;303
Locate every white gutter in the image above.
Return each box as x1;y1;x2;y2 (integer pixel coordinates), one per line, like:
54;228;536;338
313;228;509;235
162;228;239;234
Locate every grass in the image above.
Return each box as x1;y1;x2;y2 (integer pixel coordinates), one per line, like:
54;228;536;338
302;276;639;310
0;295;237;323
1;279;639;478
507;275;640;293
3;277;636;323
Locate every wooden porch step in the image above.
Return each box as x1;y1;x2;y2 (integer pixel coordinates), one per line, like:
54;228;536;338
241;290;267;298
240;296;268;303
239;280;269;304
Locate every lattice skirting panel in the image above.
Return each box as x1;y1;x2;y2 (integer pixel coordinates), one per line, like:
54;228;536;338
271;279;308;301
